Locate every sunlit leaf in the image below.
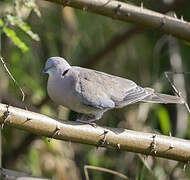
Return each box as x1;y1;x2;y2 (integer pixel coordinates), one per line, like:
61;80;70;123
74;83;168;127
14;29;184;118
6;14;40;41
3;27;29;52
0;18;3;27
156;105;171;135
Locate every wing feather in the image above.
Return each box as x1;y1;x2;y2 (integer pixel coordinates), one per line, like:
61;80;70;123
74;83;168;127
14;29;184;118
74;67;147;109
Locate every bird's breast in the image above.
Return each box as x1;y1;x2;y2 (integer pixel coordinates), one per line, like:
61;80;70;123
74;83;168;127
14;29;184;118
47;75;75;106
47;75;99;115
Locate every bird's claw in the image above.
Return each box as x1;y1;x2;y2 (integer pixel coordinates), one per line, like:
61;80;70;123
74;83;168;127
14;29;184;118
76;119;97;128
90;122;97;128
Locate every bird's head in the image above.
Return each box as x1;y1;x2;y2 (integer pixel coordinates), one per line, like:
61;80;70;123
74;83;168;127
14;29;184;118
42;57;71;76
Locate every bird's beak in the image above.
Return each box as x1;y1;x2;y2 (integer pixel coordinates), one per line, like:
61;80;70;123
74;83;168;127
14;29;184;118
41;67;49;75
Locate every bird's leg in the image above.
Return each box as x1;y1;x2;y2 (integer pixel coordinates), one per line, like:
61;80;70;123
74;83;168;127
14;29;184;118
76;113;102;127
76;114;97;127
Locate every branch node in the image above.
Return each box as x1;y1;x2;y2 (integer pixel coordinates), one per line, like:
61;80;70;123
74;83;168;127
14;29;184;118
169;143;174;150
152;134;156;138
114;4;122;16
150;134;157;155
51;123;61;139
117;143;121;149
56;123;61;130
1;104;10;128
181;16;184;21
98;130;109;146
83;6;88;11
141;2;143;9
127;12;131;17
161;17;166;25
21;116;33;124
25;106;28;111
173;13;177;19
154;16;167;32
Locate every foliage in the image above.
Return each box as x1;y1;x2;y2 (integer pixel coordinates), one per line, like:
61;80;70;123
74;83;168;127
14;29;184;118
156;105;171;135
0;0;40;52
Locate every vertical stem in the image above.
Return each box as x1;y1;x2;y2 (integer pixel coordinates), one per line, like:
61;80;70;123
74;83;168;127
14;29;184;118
168;36;188;137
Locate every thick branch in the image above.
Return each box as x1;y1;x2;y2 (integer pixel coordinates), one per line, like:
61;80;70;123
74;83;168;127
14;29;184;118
0;103;190;162
43;0;190;41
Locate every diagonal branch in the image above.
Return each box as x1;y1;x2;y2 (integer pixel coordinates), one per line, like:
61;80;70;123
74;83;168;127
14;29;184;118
43;0;190;41
0;103;190;162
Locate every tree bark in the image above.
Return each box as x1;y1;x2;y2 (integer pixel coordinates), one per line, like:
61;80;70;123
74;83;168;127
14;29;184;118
43;0;190;41
0;103;190;162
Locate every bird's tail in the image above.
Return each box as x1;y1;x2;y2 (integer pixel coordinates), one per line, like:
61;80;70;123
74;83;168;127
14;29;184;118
142;89;184;104
142;93;184;104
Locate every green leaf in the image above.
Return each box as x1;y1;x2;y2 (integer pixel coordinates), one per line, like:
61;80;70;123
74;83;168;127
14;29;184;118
0;18;3;27
156;105;171;135
3;27;29;52
6;14;40;41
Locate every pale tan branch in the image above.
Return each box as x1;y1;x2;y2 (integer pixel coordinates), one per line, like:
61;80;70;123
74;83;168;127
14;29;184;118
0;103;190;162
43;0;190;41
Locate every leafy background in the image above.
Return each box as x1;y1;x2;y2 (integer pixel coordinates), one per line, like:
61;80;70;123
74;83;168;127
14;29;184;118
0;0;190;179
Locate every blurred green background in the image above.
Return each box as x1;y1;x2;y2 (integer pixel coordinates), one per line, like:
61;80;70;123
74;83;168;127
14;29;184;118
0;0;190;179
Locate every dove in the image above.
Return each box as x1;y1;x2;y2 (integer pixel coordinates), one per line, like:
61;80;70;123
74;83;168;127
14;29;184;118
42;57;184;126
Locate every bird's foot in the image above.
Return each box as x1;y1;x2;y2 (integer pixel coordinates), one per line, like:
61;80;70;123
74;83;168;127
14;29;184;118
76;119;97;127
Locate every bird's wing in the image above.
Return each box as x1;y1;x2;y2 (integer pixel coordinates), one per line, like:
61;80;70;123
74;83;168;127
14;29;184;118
74;68;115;109
73;67;150;109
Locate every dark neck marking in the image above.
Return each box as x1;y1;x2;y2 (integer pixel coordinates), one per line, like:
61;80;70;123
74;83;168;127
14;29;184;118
62;69;69;76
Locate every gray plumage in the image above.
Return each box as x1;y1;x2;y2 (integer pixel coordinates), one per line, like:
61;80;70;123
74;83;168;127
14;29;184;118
42;57;184;125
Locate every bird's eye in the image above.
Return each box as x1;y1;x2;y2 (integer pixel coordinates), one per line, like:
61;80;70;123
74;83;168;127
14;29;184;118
62;69;69;76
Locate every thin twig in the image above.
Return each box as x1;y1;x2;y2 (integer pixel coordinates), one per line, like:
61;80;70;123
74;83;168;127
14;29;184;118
164;71;190;114
84;165;128;180
0;57;25;102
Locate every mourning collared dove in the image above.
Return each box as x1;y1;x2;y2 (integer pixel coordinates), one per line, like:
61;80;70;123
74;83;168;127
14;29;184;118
42;57;184;125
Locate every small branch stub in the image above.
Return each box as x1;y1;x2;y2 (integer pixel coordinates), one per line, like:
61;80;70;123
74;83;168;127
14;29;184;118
1;105;10;128
150;134;157;155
